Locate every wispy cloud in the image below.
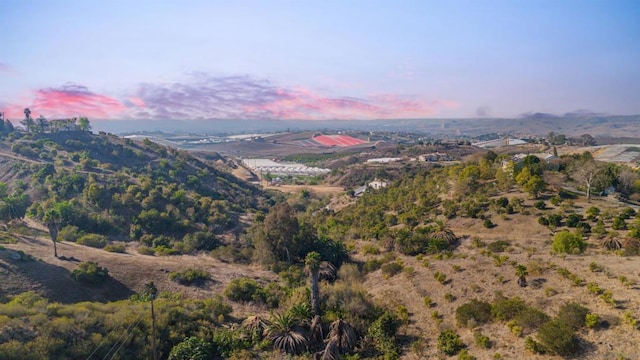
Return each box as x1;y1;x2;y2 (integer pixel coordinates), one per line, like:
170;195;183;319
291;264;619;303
2;73;457;121
134;73;456;120
29;83;127;119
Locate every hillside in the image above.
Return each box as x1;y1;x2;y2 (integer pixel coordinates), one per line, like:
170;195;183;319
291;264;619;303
1;135;640;359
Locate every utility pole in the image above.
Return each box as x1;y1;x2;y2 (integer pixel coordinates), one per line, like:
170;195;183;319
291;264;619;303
145;281;158;360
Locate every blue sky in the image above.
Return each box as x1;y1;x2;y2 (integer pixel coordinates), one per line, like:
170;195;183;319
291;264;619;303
1;0;639;120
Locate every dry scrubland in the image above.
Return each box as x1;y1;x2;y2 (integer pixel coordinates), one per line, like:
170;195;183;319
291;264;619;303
2;190;639;359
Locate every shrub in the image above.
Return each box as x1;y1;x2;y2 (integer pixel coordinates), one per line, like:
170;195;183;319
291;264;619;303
586;206;600;221
137;246;155;255
224;277;265;303
71;262;109;284
491;297;527;321
363;259;382;273
516;307;550;331
533;201;546;210
437;329;465;356
76;233;108;248
434;271;447;284
457;349;476;360
552;231;586;254
487;240;510;253
565;213;583;227
104;244;126;253
483;219;495;228
474;331;492;349
456;299;492;327
362;244;380;255
381;262;403;278
536;319;579;356
57;225;83;242
550;195;562;206
168;337;212;360
585;313;600;328
612;217;627;230
169;268;211;286
547;214;563;227
556;302;589;330
524;336;545;354
537;216;549;226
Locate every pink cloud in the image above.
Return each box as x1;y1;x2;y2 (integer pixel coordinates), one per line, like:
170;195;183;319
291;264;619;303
128;96;146;107
27;83;127;119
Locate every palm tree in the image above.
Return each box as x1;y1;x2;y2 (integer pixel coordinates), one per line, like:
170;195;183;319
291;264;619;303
265;312;308;354
21;108;34;133
431;219;457;245
326;319;356;354
515;264;528;287
601;236;622;250
305;251;322;316
43;209;60;257
308;314;324;347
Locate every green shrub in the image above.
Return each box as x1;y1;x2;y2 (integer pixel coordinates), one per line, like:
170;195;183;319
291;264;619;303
483;219;495;228
533;201;546;210
168;336;213;360
537;216;549;226
210;245;252;264
58;225;83;242
363;259;382;273
169;268;211;286
552;231;586;254
491;297;527;321
137;246;155;255
487;240;510;253
224;277;265;303
76;233;108;248
456;299;492;327
367;312;400;359
434;271;447;284
547;214;563;227
457;349;476;360
362;244;380;255
612;217;627;230
536;319;579;356
556;302;589;330
437;329;465;356
565;213;583;227
104;244;126;253
515;307;550;331
381;262;403;278
473;331;492;349
585;313;600;328
71;262;109;284
524;336;545;354
550;195;562;206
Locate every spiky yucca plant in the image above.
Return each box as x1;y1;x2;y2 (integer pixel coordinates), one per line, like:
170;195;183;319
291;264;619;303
265;312;308;354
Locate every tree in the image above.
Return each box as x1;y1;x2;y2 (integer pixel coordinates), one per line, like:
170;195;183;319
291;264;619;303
265;312;307;354
35;115;48;133
305;251;321;316
324;319;356;356
431;219;457;245
78;117;91;131
145;281;159;360
523;175;545;199
44;209;61;257
21;108;34;133
552;231;586;254
569;158;607;202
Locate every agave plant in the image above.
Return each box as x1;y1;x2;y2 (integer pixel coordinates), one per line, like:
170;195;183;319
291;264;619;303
601;236;622;250
265;312;308;354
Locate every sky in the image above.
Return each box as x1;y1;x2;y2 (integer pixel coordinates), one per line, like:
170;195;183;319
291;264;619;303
1;0;639;121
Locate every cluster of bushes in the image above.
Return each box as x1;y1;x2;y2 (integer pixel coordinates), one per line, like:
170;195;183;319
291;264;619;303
455;297;595;356
169;268;211;286
0;291;232;359
71;261;109;284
